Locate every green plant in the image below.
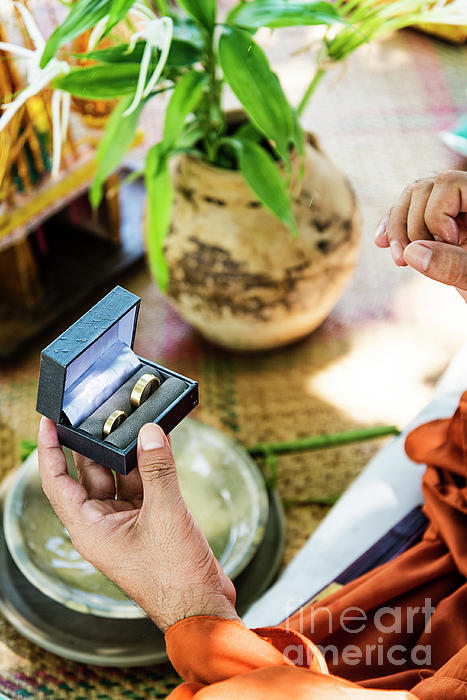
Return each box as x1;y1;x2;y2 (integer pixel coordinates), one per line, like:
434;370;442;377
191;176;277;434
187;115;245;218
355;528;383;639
0;0;463;288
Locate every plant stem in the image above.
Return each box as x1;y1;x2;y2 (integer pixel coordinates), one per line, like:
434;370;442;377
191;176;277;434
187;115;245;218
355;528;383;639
297;67;326;118
247;425;400;457
199;28;224;163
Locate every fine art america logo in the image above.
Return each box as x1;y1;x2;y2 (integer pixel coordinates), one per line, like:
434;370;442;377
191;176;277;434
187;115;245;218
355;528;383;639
282;599;435;667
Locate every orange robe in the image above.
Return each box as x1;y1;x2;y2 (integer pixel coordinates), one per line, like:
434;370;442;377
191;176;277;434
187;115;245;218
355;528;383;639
165;392;467;699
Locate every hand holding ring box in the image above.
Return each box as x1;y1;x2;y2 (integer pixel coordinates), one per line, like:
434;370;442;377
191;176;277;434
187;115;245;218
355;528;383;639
36;286;199;474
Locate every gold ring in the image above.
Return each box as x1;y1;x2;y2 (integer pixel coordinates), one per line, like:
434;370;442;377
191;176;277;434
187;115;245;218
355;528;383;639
103;410;127;438
130;373;161;409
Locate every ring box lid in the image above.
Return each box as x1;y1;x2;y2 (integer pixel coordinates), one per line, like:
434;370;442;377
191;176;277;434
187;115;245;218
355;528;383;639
36;286;141;424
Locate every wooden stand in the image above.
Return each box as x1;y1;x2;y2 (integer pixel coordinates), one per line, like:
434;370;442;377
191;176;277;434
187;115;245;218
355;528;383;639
0;172;145;359
0;236;42;307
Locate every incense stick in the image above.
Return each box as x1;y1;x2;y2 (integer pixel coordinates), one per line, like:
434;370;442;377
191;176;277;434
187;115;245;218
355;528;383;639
13;2;47;178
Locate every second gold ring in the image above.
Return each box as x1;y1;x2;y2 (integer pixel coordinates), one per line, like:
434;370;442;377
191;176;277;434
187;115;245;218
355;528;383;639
130;373;161;409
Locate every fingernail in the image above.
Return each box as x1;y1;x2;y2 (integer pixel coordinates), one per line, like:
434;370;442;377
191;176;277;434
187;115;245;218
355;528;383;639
374;215;388;242
390;240;404;264
374;230;387;246
139;423;165;451
404;242;432;272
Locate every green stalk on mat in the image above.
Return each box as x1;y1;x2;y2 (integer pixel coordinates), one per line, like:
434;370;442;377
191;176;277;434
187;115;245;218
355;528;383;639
248;424;400;491
247;425;401;457
1;0;462;292
20;439;37;462
282;494;343;509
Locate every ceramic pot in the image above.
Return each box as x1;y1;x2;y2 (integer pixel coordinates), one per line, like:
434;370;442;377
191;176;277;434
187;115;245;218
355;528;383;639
163;132;360;351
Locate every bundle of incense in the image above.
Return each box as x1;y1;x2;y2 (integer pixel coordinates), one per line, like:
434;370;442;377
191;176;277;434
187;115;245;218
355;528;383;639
12;3;54;182
0;32;43;193
0;0;79;199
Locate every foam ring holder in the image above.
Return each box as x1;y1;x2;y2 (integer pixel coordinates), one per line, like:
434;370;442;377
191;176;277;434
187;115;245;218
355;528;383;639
36;286;199;475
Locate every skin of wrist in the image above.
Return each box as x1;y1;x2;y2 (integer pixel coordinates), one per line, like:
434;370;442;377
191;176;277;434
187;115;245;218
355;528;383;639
146;592;241;633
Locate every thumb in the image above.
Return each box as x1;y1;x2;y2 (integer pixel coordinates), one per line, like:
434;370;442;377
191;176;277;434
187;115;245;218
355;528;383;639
404;240;467;294
137;423;180;504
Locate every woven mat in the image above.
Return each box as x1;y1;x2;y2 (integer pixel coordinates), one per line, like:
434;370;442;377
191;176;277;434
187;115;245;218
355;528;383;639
1;27;467;700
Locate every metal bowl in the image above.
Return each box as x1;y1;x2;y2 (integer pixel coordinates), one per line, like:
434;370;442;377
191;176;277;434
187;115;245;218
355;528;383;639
3;418;268;619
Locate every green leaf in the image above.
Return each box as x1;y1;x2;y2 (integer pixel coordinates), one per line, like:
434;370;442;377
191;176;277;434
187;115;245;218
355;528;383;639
104;0;135;34
76;37;202;66
234;122;262;143
144;71;205;292
177;122;204;149
145;143;173;291
41;0;111;68
163;71;206;149
90;95;145;208
227;137;296;232
177;0;216;31
73;44;140;63
53;63;141;98
218;26;295;162
167;38;203;65
172;15;205;46
227;0;341;29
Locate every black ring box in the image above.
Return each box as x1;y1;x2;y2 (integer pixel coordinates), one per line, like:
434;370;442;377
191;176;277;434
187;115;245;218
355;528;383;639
36;286;199;475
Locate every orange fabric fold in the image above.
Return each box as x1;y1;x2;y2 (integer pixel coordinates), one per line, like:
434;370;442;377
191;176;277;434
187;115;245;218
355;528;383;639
165;617;298;685
169;666;416;699
285;391;467;693
166;617;416;699
411;645;467;699
165;391;467;699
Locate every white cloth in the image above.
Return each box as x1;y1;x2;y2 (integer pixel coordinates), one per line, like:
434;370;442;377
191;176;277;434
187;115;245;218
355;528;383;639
63;341;141;426
243;341;467;628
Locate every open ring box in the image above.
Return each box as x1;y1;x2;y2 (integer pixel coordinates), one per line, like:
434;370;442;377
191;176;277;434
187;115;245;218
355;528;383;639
36;286;199;474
